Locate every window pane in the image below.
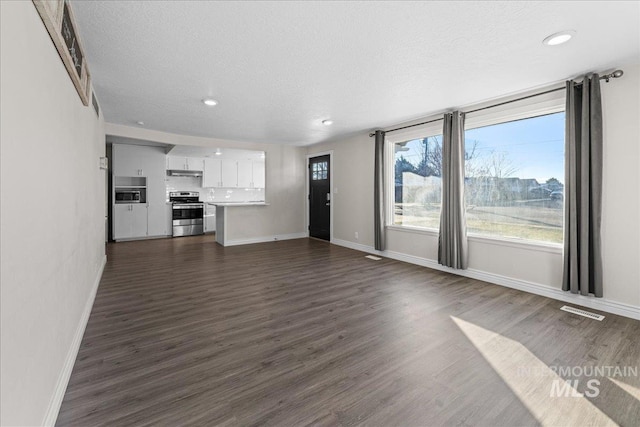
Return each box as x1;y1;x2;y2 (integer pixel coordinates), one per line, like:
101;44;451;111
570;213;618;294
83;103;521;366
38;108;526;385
464;112;564;243
393;136;443;229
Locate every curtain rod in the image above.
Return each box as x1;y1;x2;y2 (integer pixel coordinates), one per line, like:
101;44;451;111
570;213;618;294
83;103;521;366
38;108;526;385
369;69;624;137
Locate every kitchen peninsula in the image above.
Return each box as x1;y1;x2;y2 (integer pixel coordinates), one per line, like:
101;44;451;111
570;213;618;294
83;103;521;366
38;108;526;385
213;202;270;246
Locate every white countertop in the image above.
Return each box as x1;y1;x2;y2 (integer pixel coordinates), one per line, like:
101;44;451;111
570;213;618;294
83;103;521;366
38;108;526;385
209;202;269;206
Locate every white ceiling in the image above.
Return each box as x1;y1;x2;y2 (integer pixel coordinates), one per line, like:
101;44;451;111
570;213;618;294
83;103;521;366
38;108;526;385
72;1;640;146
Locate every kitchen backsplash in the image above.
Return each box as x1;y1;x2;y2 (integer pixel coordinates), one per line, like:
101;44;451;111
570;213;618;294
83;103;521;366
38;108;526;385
165;176;264;202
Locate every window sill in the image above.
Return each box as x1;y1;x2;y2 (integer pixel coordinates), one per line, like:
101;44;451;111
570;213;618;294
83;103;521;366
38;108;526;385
386;225;562;254
386;224;438;236
468;234;563;254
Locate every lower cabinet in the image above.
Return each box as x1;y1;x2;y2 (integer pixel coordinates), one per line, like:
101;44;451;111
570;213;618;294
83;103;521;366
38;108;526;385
113;204;148;240
166;203;173;236
204;203;216;233
147;202;167;237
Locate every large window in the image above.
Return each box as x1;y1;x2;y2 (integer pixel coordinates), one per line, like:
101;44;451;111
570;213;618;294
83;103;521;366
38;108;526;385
464;112;565;243
393;135;443;229
390;108;565;245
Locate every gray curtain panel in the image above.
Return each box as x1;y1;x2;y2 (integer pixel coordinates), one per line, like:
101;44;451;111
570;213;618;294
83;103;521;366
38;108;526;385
374;130;386;251
563;74;603;297
438;112;468;269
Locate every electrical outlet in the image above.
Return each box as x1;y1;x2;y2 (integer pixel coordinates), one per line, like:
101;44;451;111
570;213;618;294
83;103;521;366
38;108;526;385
355;232;359;240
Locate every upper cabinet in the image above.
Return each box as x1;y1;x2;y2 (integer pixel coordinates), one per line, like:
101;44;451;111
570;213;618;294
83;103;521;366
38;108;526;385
113;144;166;179
221;159;238;187
113;144;149;177
167;156;204;171
238;159;265;188
203;158;222;188
203;158;265;189
237;160;252;188
204;158;239;188
252;160;266;188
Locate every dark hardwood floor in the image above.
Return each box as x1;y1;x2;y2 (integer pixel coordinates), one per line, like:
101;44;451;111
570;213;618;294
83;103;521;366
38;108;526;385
57;235;640;426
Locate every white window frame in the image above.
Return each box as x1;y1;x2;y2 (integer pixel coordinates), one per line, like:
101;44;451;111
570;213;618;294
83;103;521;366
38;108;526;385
464;90;565;248
385;118;444;230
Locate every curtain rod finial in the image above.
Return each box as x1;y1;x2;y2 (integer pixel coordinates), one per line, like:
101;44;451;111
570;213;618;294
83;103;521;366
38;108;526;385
603;69;623;82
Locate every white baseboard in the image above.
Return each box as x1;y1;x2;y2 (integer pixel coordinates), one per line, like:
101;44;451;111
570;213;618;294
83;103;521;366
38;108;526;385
42;255;107;427
224;232;308;247
331;238;640;321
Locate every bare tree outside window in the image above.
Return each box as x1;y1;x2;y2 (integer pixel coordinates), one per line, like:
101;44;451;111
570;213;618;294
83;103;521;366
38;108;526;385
464;112;565;243
393;112;565;244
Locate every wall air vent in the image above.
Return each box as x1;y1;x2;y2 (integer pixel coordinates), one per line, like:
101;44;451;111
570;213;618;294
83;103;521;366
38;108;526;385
560;305;605;321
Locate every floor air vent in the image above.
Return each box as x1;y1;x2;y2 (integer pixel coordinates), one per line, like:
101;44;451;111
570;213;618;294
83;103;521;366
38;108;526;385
560;305;605;321
365;255;382;261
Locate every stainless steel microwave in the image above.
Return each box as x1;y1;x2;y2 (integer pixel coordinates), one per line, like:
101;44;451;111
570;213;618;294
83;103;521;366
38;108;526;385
115;190;141;203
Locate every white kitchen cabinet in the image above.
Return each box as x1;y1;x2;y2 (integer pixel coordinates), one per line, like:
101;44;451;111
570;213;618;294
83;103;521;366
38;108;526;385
203;158;263;189
113;204;148;240
167;156;186;170
237;160;253;188
167;156;204;171
237;159;265;188
203;158;222;187
113;144;155;177
166;203;173;236
221;159;238;187
148;201;168;237
204;203;216;233
112;143;166;239
252;160;265;188
187;157;204;171
204;158;237;187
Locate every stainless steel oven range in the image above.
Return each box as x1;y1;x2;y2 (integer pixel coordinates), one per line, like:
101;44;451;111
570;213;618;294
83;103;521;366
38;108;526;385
170;191;204;237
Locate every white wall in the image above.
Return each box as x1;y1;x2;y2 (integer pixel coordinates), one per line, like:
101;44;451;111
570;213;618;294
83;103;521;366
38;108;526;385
600;62;640;305
308;62;640;318
106;124;307;242
306;134;376;246
0;2;107;426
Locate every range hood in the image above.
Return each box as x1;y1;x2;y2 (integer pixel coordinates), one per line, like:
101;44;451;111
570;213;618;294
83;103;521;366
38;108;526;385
167;170;203;177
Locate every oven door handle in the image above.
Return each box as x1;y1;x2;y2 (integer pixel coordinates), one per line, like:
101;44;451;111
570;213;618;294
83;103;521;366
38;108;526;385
172;205;204;209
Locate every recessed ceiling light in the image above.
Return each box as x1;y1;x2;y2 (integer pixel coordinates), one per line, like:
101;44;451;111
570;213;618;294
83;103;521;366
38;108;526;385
136;121;144;126
215;149;222;156
322;119;333;126
543;30;575;46
203;98;218;106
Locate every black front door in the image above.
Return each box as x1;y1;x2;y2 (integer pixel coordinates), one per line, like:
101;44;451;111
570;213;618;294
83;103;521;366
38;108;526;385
309;155;330;241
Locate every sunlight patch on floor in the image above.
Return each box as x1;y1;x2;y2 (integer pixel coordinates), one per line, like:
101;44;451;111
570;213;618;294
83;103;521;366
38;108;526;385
608;377;640;402
451;316;615;426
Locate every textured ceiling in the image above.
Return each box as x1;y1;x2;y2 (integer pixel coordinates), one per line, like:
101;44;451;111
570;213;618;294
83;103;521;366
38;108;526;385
72;1;640;146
